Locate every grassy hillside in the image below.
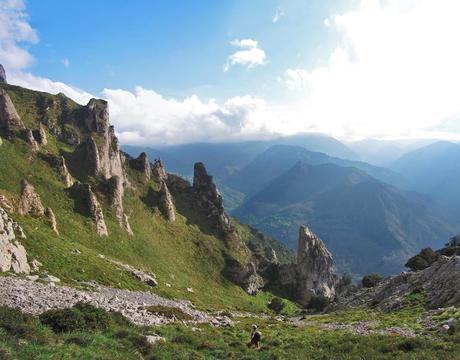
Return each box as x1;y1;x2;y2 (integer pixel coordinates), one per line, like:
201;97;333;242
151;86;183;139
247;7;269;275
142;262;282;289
0;83;294;313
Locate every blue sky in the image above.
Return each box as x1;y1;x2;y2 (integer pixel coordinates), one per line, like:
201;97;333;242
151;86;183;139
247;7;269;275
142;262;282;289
25;0;353;101
2;0;460;146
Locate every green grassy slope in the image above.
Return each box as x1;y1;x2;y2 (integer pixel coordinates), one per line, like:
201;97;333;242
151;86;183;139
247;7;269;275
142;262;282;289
0;83;292;313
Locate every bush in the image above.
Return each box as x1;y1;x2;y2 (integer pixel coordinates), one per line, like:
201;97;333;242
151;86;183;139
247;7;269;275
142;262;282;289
307;295;329;312
267;297;285;314
0;306;39;339
362;273;382;288
40;302;113;333
405;248;439;271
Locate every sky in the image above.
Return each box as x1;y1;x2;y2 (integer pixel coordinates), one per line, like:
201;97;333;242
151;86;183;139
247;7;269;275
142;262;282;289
1;0;460;146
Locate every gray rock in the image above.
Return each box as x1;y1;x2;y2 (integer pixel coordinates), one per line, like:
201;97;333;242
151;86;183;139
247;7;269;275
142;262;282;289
131;152;151;181
146;335;165;345
68;182;108;236
45;207;59;235
24;128;39;152
0;64;6;83
18;180;45;217
107;176;132;235
0;206;30;274
33;123;48;146
46;155;73;188
159;180;176;222
152;158;167;182
0;89;24;139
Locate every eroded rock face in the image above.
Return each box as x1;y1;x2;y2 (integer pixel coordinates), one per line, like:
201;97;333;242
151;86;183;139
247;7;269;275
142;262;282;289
0;64;6;84
131;152;151;181
68;182;108;236
33;123;48;146
0;207;30;274
159;180;176;222
45;207;59;235
0;89;24;139
107;176;132;235
193;162;231;232
24;128;39;152
295;226;337;305
337;256;460;311
152;158;167;182
18;180;45;217
223;256;265;295
46;155;73;187
82;99;110;134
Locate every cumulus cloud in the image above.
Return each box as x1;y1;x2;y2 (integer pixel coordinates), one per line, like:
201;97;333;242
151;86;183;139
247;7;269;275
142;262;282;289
282;0;460;140
224;38;266;71
103;86;277;145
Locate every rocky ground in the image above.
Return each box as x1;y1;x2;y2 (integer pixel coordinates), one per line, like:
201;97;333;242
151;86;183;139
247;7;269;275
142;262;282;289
0;275;232;327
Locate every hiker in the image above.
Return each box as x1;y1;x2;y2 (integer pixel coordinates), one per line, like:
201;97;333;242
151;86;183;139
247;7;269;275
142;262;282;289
247;324;261;349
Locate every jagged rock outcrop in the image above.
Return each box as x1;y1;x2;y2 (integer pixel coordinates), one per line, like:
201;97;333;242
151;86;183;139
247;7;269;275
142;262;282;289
223;256;265;295
265;247;279;265
71;100;126;183
68;182;108;236
158;180;176;222
0;89;24;139
24;128;39;152
296;226;337;305
131;152;151;181
45;207;59;235
337;255;460;311
0;207;30;274
46;155;73;187
277;226;337;306
0;193;14;213
33;123;48;146
152;158;167;182
107;176;132;235
0;64;6;84
193;162;231;232
18;180;45;217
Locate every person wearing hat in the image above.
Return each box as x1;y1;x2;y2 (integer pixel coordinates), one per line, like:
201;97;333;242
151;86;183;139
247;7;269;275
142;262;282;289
247;324;262;349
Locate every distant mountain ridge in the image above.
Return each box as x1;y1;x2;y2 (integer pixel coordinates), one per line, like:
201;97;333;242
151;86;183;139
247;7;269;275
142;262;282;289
234;161;454;276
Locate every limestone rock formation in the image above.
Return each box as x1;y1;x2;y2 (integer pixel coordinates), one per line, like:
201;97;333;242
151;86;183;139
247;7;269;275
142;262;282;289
33;123;48;146
0;89;24;139
223;255;265;295
131;152;151;181
295;226;337;305
0;64;6;84
0;193;14;213
0;207;30;274
152;158;167;182
18;180;45;217
68;182;108;236
107;176;132;235
24;128;39;152
46;155;73;187
158;180;176;222
276;226;337;306
193;162;231;232
45;207;59;235
71;99;126;183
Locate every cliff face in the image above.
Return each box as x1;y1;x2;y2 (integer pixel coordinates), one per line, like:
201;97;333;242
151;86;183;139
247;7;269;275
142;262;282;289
277;225;337;306
0;89;24;139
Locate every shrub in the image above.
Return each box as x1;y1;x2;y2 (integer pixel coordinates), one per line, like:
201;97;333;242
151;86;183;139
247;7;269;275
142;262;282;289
307;295;329;312
0;306;39;339
405;248;439;271
127;334;153;355
362;273;382;288
267;297;285;314
40;302;113;333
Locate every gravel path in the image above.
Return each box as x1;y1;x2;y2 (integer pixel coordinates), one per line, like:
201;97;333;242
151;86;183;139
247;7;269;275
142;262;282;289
0;276;232;327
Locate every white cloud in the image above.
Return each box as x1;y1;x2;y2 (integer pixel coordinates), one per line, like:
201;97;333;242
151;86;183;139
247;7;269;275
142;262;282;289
0;0;92;105
224;38;267;72
282;0;460;140
272;8;284;23
62;58;70;68
103;86;277;146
